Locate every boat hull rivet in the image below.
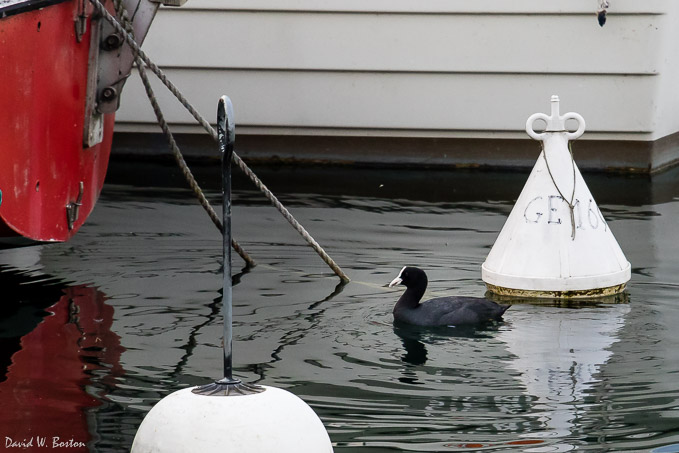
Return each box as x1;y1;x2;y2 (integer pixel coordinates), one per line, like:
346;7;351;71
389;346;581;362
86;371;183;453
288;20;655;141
100;86;118;102
102;33;123;50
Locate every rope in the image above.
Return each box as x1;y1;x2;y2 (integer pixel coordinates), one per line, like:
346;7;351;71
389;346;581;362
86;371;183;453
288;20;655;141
92;0;350;282
541;140;577;240
110;0;255;267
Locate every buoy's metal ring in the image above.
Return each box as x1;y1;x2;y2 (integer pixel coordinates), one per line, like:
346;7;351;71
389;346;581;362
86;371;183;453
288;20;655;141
526;112;586;141
563;112;586;140
525;113;551;140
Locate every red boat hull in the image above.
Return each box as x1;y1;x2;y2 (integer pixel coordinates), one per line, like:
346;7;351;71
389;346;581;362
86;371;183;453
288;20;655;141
0;0;114;243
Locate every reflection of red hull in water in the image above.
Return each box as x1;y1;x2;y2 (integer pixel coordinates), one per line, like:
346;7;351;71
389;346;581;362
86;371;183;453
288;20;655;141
0;0;115;244
0;285;124;450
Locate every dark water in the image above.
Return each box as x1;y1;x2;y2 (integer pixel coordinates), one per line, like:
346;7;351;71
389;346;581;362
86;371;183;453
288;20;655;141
2;161;679;452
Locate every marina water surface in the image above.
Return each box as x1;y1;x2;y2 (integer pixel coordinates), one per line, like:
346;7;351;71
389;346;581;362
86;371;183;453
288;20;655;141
1;161;679;452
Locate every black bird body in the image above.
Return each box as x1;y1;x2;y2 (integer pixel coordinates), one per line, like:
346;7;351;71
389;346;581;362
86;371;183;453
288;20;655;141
389;267;509;327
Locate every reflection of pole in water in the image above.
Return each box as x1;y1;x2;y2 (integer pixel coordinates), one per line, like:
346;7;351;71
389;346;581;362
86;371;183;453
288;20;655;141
498;304;630;439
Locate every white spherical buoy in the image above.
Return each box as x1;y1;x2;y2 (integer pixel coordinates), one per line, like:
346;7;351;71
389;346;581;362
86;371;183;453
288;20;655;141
131;385;333;453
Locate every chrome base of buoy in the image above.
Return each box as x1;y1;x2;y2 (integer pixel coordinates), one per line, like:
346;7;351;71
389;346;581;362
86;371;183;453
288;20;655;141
485;283;628;302
192;378;265;397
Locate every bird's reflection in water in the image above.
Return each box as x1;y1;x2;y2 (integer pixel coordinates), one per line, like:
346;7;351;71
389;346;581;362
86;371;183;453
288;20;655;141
393;322;502;370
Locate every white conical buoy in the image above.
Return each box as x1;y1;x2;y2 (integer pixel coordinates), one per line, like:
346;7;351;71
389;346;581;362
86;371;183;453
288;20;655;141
482;95;630;298
131;97;333;452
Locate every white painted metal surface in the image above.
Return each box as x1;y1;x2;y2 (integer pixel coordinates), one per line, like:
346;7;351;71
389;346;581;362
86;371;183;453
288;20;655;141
482;96;631;295
131;386;333;453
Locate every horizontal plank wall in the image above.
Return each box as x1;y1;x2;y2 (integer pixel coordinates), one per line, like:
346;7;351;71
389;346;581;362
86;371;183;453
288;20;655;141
114;0;679;172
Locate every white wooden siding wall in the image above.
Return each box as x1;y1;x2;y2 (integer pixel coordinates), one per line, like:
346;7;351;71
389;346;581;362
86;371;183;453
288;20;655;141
115;0;678;141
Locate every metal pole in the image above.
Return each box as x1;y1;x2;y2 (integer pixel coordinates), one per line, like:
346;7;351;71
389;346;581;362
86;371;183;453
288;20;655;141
218;95;238;384
192;97;263;396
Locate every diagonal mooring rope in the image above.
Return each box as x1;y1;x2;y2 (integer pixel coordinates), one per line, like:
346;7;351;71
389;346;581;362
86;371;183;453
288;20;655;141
91;0;350;282
111;0;254;267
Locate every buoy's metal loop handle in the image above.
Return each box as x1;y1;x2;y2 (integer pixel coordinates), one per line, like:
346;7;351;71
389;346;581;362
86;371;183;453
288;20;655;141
563;112;586;140
526;113;551;140
525;95;586;141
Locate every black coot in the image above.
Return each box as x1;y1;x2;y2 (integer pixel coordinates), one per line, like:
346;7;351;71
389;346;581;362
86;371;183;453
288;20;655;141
388;266;509;327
